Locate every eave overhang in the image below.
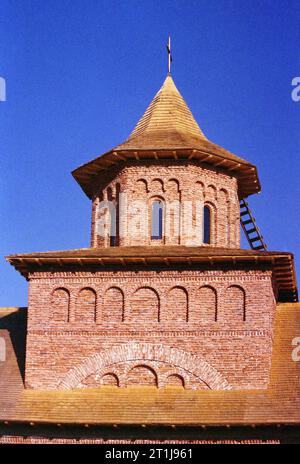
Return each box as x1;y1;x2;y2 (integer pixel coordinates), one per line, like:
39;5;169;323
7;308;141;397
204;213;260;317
72;147;260;200
6;247;297;302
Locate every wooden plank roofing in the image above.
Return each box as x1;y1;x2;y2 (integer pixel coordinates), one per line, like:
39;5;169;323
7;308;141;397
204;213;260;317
72;76;260;199
5;246;298;302
0;303;299;426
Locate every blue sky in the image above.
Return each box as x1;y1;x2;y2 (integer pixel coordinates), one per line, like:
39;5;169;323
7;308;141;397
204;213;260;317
0;0;299;306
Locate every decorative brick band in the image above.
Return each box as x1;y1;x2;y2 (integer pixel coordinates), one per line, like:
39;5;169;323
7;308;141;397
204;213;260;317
57;343;232;390
28;329;268;338
0;436;281;444
29;270;272;280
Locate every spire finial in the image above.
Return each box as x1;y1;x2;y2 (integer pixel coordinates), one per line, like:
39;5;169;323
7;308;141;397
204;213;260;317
166;36;172;74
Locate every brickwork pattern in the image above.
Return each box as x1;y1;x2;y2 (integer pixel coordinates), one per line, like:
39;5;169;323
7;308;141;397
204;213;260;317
56;342;231;390
90;161;240;248
0;436;281;444
25;268;276;390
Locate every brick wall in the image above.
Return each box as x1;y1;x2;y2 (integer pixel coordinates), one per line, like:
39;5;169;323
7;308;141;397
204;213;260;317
25;267;276;390
0;435;281;444
90;161;240;248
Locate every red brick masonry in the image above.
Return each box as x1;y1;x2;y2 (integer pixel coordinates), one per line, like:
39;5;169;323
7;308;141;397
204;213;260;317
25;268;275;390
91;161;240;248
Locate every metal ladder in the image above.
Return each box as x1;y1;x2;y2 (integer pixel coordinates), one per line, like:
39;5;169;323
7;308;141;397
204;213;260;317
240;199;267;251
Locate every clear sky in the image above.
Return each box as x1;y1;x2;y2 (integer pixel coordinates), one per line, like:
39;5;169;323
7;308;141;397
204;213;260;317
0;0;299;306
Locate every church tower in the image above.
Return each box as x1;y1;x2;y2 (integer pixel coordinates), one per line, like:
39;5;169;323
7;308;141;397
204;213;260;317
73;74;259;250
7;71;297;392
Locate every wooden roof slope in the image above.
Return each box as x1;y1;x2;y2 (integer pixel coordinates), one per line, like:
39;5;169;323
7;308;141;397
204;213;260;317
72;75;260;199
0;303;299;426
5;246;298;302
118;74;208;147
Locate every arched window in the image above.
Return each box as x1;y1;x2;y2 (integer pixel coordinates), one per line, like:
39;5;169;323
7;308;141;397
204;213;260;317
151;200;164;240
114;183;121;246
203;205;211;244
107;187;117;247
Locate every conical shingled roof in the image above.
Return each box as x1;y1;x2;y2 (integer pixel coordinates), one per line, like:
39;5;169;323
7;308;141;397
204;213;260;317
120;74;207;148
72;74;261;199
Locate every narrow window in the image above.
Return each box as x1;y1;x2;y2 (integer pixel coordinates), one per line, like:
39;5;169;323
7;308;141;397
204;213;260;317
107;187;117;247
203;205;211;244
151;200;163;240
110;183;120;247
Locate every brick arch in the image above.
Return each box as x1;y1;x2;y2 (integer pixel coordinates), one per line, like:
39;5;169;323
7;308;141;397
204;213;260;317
193;285;217;322
57;343;232;390
150;178;164;192
166;373;185;387
206;184;217;200
149;194;165;203
75;287;97;323
51;287;70;322
194;181;205;199
163;286;188;322
101;373;119;386
148;195;165;241
204;201;217;245
225;285;246;321
167;178;180;193
131;284;162;298
127;364;158;386
135;178;148;193
102;286;124;322
129;286;160;322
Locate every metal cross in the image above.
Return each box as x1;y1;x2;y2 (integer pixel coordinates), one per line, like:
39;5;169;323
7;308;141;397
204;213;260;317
166;36;172;74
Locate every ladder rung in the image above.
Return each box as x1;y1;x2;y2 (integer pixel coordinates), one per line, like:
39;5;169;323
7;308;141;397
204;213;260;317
245;227;257;234
253;245;265;250
249;237;261;243
240;211;249;217
241;219;252;226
